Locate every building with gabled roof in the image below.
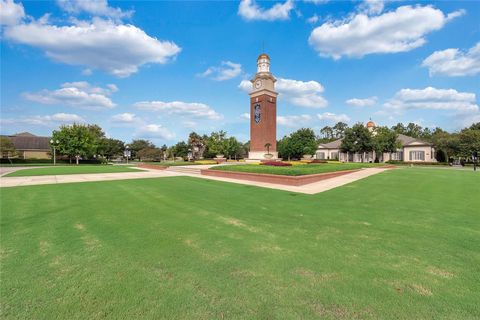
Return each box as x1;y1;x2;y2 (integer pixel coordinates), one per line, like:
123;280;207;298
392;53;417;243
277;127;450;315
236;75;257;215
1;132;51;159
316;122;436;163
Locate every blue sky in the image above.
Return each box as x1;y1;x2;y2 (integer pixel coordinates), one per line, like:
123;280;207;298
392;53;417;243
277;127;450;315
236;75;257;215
1;0;479;145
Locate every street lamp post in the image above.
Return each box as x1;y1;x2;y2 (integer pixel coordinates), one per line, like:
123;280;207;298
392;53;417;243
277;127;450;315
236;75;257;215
50;139;59;166
125;145;131;164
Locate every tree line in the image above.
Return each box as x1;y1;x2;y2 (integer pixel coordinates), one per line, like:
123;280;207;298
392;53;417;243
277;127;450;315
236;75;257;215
3;121;477;164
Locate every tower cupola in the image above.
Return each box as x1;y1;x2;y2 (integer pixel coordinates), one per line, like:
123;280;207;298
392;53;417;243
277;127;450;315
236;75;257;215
257;53;270;73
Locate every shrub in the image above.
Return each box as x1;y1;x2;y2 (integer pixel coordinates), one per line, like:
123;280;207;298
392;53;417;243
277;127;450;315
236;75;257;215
309;159;327;164
260;161;292;166
385;160;448;166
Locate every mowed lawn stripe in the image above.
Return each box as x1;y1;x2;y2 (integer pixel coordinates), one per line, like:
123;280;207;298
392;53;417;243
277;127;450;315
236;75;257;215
4;165;142;177
1;168;479;319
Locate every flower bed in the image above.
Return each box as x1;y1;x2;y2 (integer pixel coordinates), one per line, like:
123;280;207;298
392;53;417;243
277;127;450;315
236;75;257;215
260;161;292;166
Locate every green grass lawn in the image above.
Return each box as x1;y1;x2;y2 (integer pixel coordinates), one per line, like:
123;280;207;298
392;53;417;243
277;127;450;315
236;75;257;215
212;162;383;176
1;168;479;319
4;165;141;177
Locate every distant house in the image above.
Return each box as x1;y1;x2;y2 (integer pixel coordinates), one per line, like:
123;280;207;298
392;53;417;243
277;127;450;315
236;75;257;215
316;121;436;163
2;132;51;159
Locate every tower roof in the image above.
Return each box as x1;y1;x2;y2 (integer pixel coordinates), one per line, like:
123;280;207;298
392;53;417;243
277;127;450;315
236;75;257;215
257;53;270;60
366;120;376;128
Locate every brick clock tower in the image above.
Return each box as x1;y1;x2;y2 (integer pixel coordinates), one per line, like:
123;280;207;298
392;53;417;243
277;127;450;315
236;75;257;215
248;53;278;160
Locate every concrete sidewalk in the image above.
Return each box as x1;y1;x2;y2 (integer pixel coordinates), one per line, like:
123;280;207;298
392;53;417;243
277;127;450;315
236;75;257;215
170;167;392;194
0;166;392;194
0;169;182;188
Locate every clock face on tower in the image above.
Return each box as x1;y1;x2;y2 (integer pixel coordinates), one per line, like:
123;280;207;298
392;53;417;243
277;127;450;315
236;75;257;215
255;79;262;89
254;104;261;123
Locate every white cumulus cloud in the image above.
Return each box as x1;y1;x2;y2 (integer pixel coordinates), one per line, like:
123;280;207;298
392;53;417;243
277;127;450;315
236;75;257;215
238;0;294;21
239;78;328;108
134;101;223;120
317;112;350;123
359;0;384;15
137;124;175;140
4;18;181;77
422;42;480;77
199;61;242;81
384;87;479;113
2;113;85;126
0;0;25;26
111;113;138;123
307;14;319;24
56;0;133;19
23;82;117;109
346;96;378;107
277;114;312;127
309;5;464;59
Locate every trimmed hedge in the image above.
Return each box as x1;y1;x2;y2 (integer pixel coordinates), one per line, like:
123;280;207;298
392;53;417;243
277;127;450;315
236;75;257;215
386;160;448;166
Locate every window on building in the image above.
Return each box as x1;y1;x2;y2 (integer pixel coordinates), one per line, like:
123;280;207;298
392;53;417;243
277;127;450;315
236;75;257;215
331;152;338;160
409;151;425;161
316;152;325;160
391;152;403;160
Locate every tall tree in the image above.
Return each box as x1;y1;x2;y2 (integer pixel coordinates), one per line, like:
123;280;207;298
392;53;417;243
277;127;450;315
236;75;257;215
340;123;374;162
171;141;189;159
333;122;348;138
320;126;334;140
52;123;105;165
405;122;423;138
0;137;17;160
98;138;125;161
223;137;242;159
373;127;400;161
279;128;317;159
207;131;227;156
129;139;155;160
458;128;480;158
391;123;406;135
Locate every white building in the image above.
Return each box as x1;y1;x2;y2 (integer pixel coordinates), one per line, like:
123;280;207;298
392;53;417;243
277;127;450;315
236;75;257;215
316;121;436;163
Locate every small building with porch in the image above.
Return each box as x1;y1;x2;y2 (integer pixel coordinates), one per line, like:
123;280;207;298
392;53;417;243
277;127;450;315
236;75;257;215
316;121;436;163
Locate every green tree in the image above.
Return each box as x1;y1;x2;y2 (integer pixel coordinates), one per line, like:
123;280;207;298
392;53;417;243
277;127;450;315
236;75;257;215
280;128;318;159
405;122;423;138
224;137;243;159
333;122;348;138
373;126;400;161
52;123;105;165
320;126;334;140
340;123;374;162
129;139;155;160
469;122;480;130
392;123;406;135
0;137;17;160
137;147;162;161
171;141;189;159
458;128;480;158
98;138;125;161
207;131;227;156
277;136;294;160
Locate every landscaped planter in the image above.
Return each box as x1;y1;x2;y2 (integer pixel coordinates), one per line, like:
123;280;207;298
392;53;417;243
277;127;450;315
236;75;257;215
201;168;363;186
